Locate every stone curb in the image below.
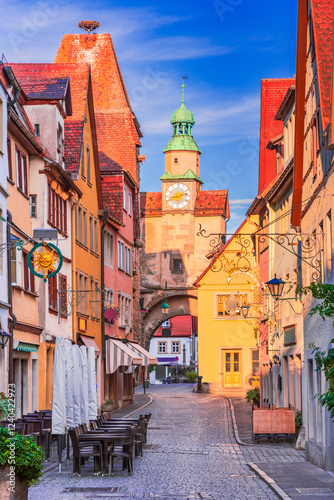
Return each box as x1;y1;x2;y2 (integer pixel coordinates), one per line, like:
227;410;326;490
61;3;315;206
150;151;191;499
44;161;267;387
223;395;253;446
40;394;154;478
123;394;154;418
248;462;291;499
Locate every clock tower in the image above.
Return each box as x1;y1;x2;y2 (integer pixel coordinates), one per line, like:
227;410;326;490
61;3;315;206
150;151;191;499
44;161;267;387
161;78;203;212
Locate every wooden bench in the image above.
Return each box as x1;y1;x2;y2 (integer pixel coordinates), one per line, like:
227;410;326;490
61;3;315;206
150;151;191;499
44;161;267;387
252;404;295;442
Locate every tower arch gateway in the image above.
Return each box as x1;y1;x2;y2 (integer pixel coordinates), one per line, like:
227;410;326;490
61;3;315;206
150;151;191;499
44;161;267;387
140;80;230;347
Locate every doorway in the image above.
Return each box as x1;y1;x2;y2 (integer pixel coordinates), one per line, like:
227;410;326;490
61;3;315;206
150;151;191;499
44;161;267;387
223;350;241;387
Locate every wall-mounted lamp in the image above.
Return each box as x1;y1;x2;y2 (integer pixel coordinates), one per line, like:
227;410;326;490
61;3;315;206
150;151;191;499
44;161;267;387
265;274;285;300
161;301;170;315
240;302;250;318
273;354;281;366
0;331;10;349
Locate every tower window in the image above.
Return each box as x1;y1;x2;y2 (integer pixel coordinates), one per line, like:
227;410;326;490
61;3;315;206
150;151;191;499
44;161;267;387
174;158;179;164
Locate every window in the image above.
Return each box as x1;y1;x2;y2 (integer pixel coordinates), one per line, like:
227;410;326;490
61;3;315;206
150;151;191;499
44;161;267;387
48;184;67;234
11;239;22;285
90;214;94;251
104;231;114;268
30;195;37;218
83;209;87;247
59;274;67;317
78;206;82;242
173;158;178;164
172;259;182;272
34;124;40;137
104;288;114;308
23;250;35;293
48;274;58;311
118;241;124;270
84;275;89;312
57;124;64;164
16;147;28;195
7;137;13;181
217;293;248;317
80;142;85;178
94;218;98;254
125;247;131;274
172;341;180;353
162;320;170;328
95;279;99;318
158;342;167;353
311;112;319;177
90;277;95;318
128;191;132;216
284;325;296;346
86;146;91;183
326;211;332;281
251;349;259;376
123;187;127;211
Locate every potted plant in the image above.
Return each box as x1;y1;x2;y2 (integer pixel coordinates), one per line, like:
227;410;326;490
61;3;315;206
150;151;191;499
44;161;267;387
295;409;302;437
245;387;260;407
184;370;198;383
100;399;114;412
0;392;9;421
0;427;44;499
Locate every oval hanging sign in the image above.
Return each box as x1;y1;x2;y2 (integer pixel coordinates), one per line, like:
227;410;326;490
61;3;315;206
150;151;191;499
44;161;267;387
28;242;63;283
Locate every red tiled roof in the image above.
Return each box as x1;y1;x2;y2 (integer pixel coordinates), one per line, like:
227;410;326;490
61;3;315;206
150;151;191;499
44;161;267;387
99;151;123;174
140;192;162;217
311;0;334;129
101;174;123;222
9;63;89;174
194;190;229;217
54;34;142;182
20;77;69;101
258;78;295;195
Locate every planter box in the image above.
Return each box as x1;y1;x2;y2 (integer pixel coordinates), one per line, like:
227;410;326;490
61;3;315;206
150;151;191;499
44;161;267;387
0;467;28;500
100;405;115;413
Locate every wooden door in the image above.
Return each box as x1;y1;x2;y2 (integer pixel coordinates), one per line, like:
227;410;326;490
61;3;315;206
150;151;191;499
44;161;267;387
223;350;241;387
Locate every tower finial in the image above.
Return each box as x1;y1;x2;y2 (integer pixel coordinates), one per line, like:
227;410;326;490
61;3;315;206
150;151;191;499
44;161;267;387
182;76;187;105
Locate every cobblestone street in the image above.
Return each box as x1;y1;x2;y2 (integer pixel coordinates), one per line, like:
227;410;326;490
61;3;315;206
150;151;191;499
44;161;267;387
28;385;306;500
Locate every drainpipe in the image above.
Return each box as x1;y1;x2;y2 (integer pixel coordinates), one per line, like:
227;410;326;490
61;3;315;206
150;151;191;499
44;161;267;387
71;197;80;341
100;210;109;361
7;210;16;385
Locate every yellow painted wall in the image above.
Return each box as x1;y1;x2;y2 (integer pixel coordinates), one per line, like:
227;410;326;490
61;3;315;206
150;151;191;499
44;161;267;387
197;216;260;391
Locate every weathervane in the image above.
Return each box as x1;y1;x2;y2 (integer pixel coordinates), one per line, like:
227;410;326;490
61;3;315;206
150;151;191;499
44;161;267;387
78;20;100;34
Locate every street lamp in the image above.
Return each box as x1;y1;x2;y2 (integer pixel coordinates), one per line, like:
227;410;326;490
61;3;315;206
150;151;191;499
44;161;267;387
0;331;10;349
273;354;280;366
265;274;285;300
240;302;250;318
161;300;170;315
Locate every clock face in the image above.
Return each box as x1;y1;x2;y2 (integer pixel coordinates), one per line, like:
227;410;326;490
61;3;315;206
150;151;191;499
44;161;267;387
165;183;191;209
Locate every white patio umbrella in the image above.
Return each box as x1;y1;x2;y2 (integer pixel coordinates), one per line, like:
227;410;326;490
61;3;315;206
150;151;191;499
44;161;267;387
64;339;74;430
51;336;66;435
72;344;82;426
87;346;97;420
79;345;89;425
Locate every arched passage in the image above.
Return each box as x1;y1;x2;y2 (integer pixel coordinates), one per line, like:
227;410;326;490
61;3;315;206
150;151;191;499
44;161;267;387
141;292;198;350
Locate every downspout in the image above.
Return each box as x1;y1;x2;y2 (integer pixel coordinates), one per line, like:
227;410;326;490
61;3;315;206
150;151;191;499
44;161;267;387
71;196;80;341
100;210;109;361
7;210;16;385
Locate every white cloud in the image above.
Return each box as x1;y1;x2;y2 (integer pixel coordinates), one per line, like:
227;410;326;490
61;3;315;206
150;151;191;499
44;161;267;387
230;199;254;205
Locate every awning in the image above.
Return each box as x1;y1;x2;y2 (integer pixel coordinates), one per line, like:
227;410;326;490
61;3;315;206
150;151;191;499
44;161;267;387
129;342;157;366
105;338;142;374
16;342;38;353
79;335;100;354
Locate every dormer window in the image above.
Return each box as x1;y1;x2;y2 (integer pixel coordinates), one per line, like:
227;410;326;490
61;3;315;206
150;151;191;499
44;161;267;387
57;123;64;164
174;158;179;164
34;124;40;137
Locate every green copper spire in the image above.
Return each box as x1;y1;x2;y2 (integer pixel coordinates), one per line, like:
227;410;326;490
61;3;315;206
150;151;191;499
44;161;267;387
163;77;202;153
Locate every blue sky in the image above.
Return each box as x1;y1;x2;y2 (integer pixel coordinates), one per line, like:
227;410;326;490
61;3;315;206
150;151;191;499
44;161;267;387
2;0;298;231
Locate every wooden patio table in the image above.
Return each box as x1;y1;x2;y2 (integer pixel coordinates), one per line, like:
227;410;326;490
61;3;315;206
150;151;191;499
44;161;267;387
78;433;133;474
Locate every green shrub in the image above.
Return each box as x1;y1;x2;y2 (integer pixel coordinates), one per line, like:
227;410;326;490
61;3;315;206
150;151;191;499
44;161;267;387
0;427;44;485
104;400;114;405
0;393;9;421
295;409;302;428
245;387;260;406
185;370;198;383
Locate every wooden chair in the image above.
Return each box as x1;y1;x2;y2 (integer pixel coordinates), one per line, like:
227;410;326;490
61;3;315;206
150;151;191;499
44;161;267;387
68;427;102;476
108;435;134;476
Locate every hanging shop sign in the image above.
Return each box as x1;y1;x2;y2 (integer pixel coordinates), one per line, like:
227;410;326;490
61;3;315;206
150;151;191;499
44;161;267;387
28;242;63;282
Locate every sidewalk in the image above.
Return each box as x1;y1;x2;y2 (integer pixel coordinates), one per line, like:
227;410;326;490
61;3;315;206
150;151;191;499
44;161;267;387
228;395;334;499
